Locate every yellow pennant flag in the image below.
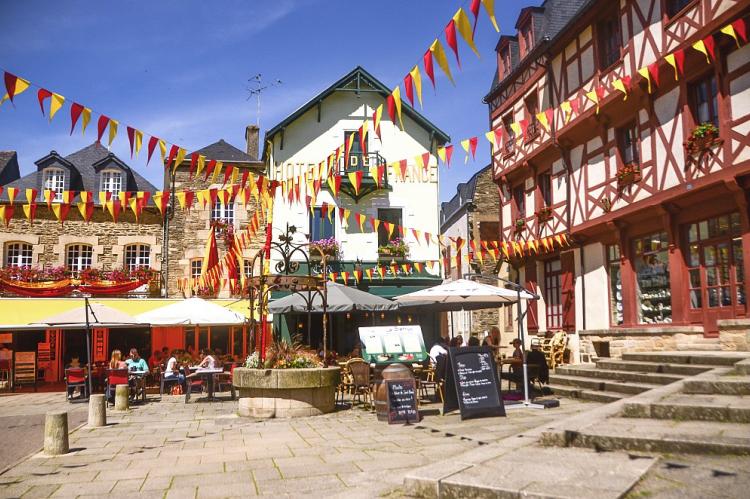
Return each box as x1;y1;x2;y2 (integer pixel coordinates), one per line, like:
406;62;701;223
560;101;573;123
510;122;522;138
134;129;143;156
612;79;628;100
409;66;423;108
536;112;550;132
415;154;424;169
81;107;92;134
196;154;206;177
637;67;652;94
460;139;471;163
721;24;741;48
172;147;187;172
2;77;31;103
437;146;447;163
108;119;119;146
373;104;383;135
453;8;480;58
430;39;455;85
392;86;404;130
211;161;222;184
481;0;500;32
664;54;678;81
49;93;65;121
484;130;496;149
158;139;167;165
692;39;710;64
585;90;600;113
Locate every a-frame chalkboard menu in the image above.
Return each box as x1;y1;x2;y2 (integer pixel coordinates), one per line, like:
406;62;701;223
385;378;420;424
442;346;506;420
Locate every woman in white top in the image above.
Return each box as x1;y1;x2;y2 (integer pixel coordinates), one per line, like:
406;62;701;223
198;349;217;370
163;350;185;388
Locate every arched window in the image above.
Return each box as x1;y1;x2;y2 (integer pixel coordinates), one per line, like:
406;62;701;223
4;242;33;267
43;168;65;201
124;244;150;270
101;170;123;195
66;244;93;274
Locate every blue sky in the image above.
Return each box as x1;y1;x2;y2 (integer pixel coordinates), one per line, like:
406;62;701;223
0;0;536;202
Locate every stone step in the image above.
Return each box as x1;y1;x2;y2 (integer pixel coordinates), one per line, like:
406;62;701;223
548;374;660;395
541;417;750;455
595;359;714;376
683;376;750;396
621;351;749;366
555;366;684;385
622;394;750;423
547;384;625;404
736;359;750;375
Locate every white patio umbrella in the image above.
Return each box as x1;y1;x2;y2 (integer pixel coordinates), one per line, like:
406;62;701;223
134;297;246;326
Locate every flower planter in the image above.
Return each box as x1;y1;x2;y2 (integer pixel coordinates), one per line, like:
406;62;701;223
686;134;722;155
233;367;340;418
535;209;552;224
617;171;641;187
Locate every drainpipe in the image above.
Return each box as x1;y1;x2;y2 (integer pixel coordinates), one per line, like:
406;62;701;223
162;170;176;298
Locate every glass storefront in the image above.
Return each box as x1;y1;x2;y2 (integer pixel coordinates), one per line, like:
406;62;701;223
634;232;672;324
607;245;623;325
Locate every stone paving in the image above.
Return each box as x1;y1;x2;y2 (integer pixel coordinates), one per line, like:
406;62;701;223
0;393;597;498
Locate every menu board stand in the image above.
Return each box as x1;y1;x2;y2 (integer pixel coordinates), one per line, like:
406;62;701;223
385;379;420;424
443;346;505;420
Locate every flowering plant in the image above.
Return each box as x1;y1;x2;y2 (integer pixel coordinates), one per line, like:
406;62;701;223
309;237;341;259
246;335;323;369
0;266;158;284
211;219;235;247
0;266;69;282
535;207;553;223
378;238;410;257
686;122;720;154
616;163;641;181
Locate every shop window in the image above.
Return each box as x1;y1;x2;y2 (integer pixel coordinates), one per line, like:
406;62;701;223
617;123;640;165
689;74;719;128
124;244;150;271
310;207;335;242
686;213;744;309
544;259;563;330
607;245;624;325
377;208;402;248
538;173;552;207
4;242;33;267
634;232;672;324
66;244;93;275
43;168;65;202
597;9;621;70
666;0;692;18
100;170;122;195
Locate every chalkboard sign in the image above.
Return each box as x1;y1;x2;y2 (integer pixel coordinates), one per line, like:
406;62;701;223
443;346;505;420
385;379;419;424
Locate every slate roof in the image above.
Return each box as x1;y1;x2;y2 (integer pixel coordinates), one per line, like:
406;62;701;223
0;142;159;204
192;139;259;164
440;164;491;231
0;151;20;186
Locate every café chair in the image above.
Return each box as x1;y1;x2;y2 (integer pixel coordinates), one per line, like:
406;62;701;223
105;368;130;406
159;367;182;399
346;358;372;409
65;368;89;401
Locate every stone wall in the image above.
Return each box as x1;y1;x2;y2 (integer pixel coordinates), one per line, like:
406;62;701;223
718;319;750;351
579;327;712;359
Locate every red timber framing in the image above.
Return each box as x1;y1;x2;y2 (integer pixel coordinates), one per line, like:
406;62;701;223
487;0;750;335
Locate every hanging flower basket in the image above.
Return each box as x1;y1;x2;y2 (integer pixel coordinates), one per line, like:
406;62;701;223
617;163;641;187
686;123;721;155
535;207;553;223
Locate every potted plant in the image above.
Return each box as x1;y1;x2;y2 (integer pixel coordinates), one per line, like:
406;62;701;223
535;207;553;223
686;122;720;154
617;163;642;187
234;336;340;418
514;218;526;234
378;237;410;261
309;237;341;261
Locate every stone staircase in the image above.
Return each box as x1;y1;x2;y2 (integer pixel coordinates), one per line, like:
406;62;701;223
548;351;728;403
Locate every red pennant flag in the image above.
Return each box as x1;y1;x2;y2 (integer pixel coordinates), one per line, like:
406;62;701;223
386;94;396;125
703;35;716;61
37;89;52;116
519;119;529;141
445;144;454;165
421;152;430;170
189;152;199;178
403;73;415;106
647;62;660;89
1;205;14;226
222;164;233;186
97;115;110;143
165;144;178;170
398;159;408;180
570;97;580;116
204;159;218;181
445;19;460;68
673;49;685;76
469;137;478;159
470;0;481;34
69;103;84;135
3;72;20;102
423;48;436;88
126;126;136;157
240;170;249;188
147;136;159;165
733;18;748;43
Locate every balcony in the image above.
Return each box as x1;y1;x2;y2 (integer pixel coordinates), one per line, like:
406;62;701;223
332;152;390;202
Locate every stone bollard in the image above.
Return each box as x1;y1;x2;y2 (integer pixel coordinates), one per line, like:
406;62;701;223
88;394;106;427
114;384;129;411
44;411;69;455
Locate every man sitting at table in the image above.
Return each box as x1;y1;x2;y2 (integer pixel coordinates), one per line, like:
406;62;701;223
126;348;149;372
501;339;524;389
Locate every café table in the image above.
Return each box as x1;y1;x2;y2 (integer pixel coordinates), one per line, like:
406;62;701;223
184;367;234;403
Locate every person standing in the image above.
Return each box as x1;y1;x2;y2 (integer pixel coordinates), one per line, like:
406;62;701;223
482;326;501;355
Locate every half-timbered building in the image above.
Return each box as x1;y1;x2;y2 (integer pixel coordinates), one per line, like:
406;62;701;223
487;0;750;358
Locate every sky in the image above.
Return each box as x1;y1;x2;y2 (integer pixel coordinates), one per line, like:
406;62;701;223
0;0;537;202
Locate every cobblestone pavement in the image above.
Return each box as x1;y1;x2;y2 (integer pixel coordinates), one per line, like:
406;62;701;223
0;393;595;498
0;393;87;472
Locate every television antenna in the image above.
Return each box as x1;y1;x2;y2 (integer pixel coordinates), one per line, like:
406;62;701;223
246;73;282;128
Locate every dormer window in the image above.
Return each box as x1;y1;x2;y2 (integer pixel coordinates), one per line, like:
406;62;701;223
43;168;65;202
520;21;534;56
501;47;511;77
101;170;122;195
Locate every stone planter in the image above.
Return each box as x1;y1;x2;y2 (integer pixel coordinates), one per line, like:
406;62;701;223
233;367;340;418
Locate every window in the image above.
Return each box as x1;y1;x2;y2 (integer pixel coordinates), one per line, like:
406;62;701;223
191;259;203;279
310;207;335;242
666;0;692;17
513;185;526;218
377;208;402;248
501;48;512;77
43;168;65;202
124;244;150;271
66;244;93;274
520;21;534;55
211;202;234;225
503;114;515;154
607;245;624;325
4;242;32;267
617;123;640;165
544;259;563;330
687;212;744;309
597;11;621;69
634;232;671;324
538;173;552;207
525;93;539;138
243;259;252;278
689;74;719;128
100;170;122;195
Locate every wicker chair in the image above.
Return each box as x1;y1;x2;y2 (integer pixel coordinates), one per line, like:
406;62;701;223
346;358;372;408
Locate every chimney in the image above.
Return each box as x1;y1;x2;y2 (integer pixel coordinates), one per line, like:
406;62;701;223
245;125;260;160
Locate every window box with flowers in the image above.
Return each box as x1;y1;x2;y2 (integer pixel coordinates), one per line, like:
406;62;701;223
210;219;235;247
514;218;526;235
378;238;409;262
685;123;721;155
617;163;642;187
309;238;341;262
535;207;553;224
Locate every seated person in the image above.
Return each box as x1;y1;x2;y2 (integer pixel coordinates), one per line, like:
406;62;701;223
501;339;524;389
526;339;550;385
126;348;149;372
482;326;502;355
349;343;362;359
197;349;217;370
429;336;449;365
109;349;127;370
467;336;480;347
163;350;186;390
148;350;162;371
